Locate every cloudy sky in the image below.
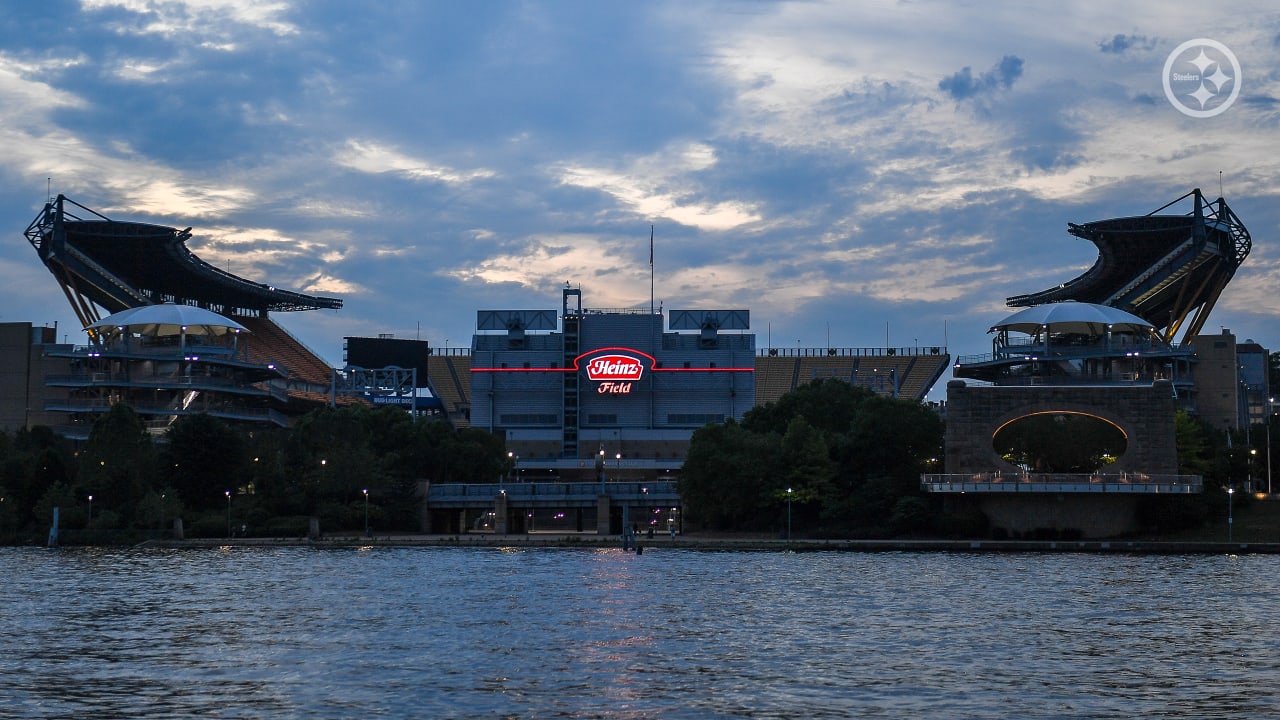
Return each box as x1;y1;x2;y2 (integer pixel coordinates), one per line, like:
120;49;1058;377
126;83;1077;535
3;1;1279;401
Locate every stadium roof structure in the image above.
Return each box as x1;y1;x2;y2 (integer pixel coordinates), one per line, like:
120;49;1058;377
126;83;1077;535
991;301;1153;336
24;195;342;331
1005;188;1250;345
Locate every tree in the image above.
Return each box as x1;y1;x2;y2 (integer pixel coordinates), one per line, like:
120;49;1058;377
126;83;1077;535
78;404;157;524
682;380;945;536
743;379;876;436
443;427;509;485
285;406;379;516
679;420;783;530
162;414;250;511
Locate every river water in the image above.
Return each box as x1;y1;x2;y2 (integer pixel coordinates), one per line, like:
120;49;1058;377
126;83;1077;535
0;546;1276;719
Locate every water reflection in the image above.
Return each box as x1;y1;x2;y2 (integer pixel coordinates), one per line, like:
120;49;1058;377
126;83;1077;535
0;547;1277;718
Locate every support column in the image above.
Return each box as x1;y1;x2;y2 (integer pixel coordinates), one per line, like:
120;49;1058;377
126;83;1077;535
417;481;432;533
596;494;611;535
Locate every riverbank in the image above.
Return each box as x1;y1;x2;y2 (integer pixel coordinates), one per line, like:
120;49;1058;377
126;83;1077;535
139;532;1280;554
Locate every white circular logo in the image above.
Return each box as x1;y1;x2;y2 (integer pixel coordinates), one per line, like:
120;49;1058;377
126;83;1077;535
1163;38;1241;118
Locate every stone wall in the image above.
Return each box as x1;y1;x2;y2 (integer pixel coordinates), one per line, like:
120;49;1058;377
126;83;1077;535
944;380;1178;475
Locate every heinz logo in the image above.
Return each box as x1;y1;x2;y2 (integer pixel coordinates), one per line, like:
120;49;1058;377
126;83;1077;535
586;354;644;381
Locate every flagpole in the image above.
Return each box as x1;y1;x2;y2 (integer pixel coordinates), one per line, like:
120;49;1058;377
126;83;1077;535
649;225;654;316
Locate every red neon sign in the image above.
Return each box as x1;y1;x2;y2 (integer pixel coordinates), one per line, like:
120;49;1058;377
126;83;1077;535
585;354;644;381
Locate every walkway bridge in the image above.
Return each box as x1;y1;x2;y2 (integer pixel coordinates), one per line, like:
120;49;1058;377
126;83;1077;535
425;481;681;536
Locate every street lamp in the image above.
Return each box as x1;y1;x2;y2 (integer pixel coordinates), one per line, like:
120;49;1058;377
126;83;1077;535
1249;449;1257;493
615;453;622;482
1268;397;1274;496
87;495;93;525
363;488;370;537
778;484;788;540
225;490;232;538
1228;486;1234;542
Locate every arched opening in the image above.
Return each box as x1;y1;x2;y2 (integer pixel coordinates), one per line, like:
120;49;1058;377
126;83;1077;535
992;411;1127;473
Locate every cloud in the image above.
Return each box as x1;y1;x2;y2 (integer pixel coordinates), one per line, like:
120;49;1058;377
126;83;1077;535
80;0;298;39
3;0;1280;402
334;140;496;185
1097;34;1154;54
556;143;763;232
939;55;1025;100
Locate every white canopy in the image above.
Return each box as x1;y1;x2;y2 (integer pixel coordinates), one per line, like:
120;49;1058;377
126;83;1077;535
991;302;1153;336
87;304;248;337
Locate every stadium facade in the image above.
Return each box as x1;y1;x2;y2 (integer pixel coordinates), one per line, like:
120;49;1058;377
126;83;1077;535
469;288;755;483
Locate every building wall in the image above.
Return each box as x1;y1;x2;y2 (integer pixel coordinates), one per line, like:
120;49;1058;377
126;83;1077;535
944;380;1179;475
470;311;755;463
0;323;70;432
1190;330;1242;432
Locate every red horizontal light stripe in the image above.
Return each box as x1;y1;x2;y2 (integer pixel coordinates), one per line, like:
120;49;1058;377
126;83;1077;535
470;367;754;373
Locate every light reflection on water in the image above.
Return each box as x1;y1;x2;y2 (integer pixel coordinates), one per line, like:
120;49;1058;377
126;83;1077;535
1;546;1277;719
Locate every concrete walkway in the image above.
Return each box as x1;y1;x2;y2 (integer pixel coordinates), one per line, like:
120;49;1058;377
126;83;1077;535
143;533;1280;554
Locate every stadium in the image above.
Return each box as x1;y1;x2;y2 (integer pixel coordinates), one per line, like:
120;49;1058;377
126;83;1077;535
7;189;1268;537
930;188;1263;537
6;194;952;532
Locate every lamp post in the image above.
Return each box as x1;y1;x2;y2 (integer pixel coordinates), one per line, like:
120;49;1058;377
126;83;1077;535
1228;486;1234;542
1249;449;1257;493
87;495;93;526
225;490;231;538
615;453;622;482
786;487;793;542
1268;397;1274;496
363;488;369;537
642;486;648;531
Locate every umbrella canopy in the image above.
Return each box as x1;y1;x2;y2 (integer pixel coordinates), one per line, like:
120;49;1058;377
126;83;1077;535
991;302;1153;336
87;304;248;337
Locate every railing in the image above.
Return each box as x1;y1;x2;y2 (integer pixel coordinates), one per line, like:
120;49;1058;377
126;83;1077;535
958;341;1194;366
428;347;472;357
44;373;286;401
429;481;680;505
582;307;660;315
49;343;260;364
953;374;1193;388
45;399;288;426
921;472;1202;494
758;346;946;358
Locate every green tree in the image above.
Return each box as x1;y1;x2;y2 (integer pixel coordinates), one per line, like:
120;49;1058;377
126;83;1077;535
78;404;157;525
744;379;876;436
835;395;942;535
162;414;250;511
443;427;509;485
285;406;379;516
683;380;944;537
679;420;783;530
1174;409;1214;478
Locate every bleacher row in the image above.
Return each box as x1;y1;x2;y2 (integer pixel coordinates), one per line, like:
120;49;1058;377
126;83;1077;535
752;353;950;406
426;354;472;427
237;315;336;389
